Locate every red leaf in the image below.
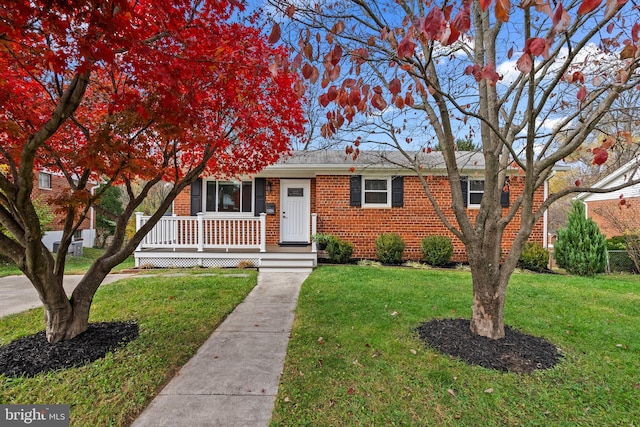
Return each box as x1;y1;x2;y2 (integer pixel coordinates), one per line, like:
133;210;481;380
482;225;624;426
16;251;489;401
389;77;402;96
479;0;493;11
331;44;343;65
397;36;417;59
452;7;471;33
593;147;609;165
633;23;640;43
422;8;444;40
575;180;581;187
405;92;415;107
525;38;547;56
577;86;587;101
286;4;296;18
371;93;387;111
481;63;501;85
553;4;571;33
268;23;281;44
516;54;533;74
495;0;510;22
508;47;514;59
577;0;602;15
348;89;361;106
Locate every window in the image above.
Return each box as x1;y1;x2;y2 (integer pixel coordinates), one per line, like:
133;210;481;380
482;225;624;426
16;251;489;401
204;180;252;213
468;179;484;206
38;172;52;189
363;177;390;207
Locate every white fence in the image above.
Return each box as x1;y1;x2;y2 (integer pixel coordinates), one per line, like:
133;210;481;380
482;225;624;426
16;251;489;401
136;212;267;252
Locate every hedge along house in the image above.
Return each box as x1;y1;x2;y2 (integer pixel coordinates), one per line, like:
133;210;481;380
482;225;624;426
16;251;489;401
133;150;548;270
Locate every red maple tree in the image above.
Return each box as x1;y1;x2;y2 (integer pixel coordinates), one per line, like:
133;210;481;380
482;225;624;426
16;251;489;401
271;0;640;339
0;0;304;342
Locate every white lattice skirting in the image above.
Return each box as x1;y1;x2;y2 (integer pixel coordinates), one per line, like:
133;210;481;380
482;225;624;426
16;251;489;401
135;254;261;269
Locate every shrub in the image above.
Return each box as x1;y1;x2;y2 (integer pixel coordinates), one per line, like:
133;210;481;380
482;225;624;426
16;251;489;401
607;236;627;250
518;242;549;272
375;233;406;264
421;236;453;267
554;201;607;276
326;237;354;264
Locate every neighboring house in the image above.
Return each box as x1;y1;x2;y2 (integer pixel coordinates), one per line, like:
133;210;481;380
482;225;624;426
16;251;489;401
134;150;548;270
576;158;640;238
34;170;96;251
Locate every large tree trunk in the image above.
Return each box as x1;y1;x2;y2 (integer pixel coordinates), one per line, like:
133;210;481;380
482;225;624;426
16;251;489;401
469;267;506;339
466;237;509;339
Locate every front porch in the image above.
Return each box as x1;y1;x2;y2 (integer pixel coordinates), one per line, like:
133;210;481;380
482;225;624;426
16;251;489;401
134;213;318;271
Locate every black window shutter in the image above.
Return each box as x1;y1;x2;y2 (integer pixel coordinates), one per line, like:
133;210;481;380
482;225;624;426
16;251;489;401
391;176;404;207
254;178;266;216
460;176;468;207
350;175;362;207
500;177;510;208
190;178;202;215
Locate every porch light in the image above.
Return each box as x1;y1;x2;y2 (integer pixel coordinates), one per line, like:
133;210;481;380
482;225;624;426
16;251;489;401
266;180;273;194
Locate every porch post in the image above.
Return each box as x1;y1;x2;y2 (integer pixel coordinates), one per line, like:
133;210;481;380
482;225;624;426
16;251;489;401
135;212;143;252
259;213;267;252
135;212;143;267
311;213;318;253
197;212;204;252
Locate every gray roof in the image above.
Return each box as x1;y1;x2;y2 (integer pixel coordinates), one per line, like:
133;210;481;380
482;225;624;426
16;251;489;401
264;150;487;175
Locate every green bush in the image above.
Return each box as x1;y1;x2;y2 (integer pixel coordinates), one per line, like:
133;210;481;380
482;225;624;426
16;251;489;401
607;236;627;250
375;233;405;264
326;237;354;264
518;242;550;272
421;236;453;267
554;201;607;276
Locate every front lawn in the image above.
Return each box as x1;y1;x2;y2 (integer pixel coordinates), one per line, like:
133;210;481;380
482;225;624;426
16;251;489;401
271;266;640;426
0;247;134;278
0;271;256;426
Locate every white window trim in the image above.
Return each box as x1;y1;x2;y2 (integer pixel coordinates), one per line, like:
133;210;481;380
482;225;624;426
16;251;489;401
38;172;52;190
202;178;254;215
468;179;484;208
362;176;391;208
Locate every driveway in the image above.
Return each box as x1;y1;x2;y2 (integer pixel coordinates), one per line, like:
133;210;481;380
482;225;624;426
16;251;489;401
0;274;131;318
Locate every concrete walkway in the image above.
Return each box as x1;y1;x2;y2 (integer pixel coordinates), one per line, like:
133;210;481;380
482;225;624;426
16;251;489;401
0;274;130;317
132;271;309;427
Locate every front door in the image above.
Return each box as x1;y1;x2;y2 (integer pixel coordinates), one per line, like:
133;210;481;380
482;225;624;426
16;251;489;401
280;179;311;243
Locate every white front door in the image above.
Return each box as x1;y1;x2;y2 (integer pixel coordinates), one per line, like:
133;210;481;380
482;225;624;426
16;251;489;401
280;179;311;243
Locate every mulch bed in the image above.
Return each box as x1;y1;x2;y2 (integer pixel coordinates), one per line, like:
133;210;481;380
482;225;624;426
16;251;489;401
417;318;562;374
0;321;139;378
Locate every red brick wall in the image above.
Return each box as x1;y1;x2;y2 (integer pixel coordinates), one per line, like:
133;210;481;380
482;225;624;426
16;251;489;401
32;173;92;231
586;197;640;238
312;175;544;262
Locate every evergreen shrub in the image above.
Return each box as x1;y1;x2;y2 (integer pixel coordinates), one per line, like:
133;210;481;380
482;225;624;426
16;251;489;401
375;233;405;264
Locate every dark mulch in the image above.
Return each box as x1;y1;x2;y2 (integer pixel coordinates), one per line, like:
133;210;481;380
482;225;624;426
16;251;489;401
0;321;139;378
417;318;562;374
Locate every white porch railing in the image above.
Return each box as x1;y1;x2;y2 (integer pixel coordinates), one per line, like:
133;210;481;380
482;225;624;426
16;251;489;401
136;212;267;252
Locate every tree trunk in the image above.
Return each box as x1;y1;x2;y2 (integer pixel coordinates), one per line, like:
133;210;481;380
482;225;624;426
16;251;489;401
38;268;107;343
467;241;508;339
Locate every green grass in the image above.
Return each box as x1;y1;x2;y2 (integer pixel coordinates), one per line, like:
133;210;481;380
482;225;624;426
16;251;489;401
271;266;640;426
0;247;135;278
0;270;257;426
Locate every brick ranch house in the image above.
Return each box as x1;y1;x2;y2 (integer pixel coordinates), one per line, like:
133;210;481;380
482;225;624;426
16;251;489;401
134;150;548;270
576;158;640;238
34;170;95;252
